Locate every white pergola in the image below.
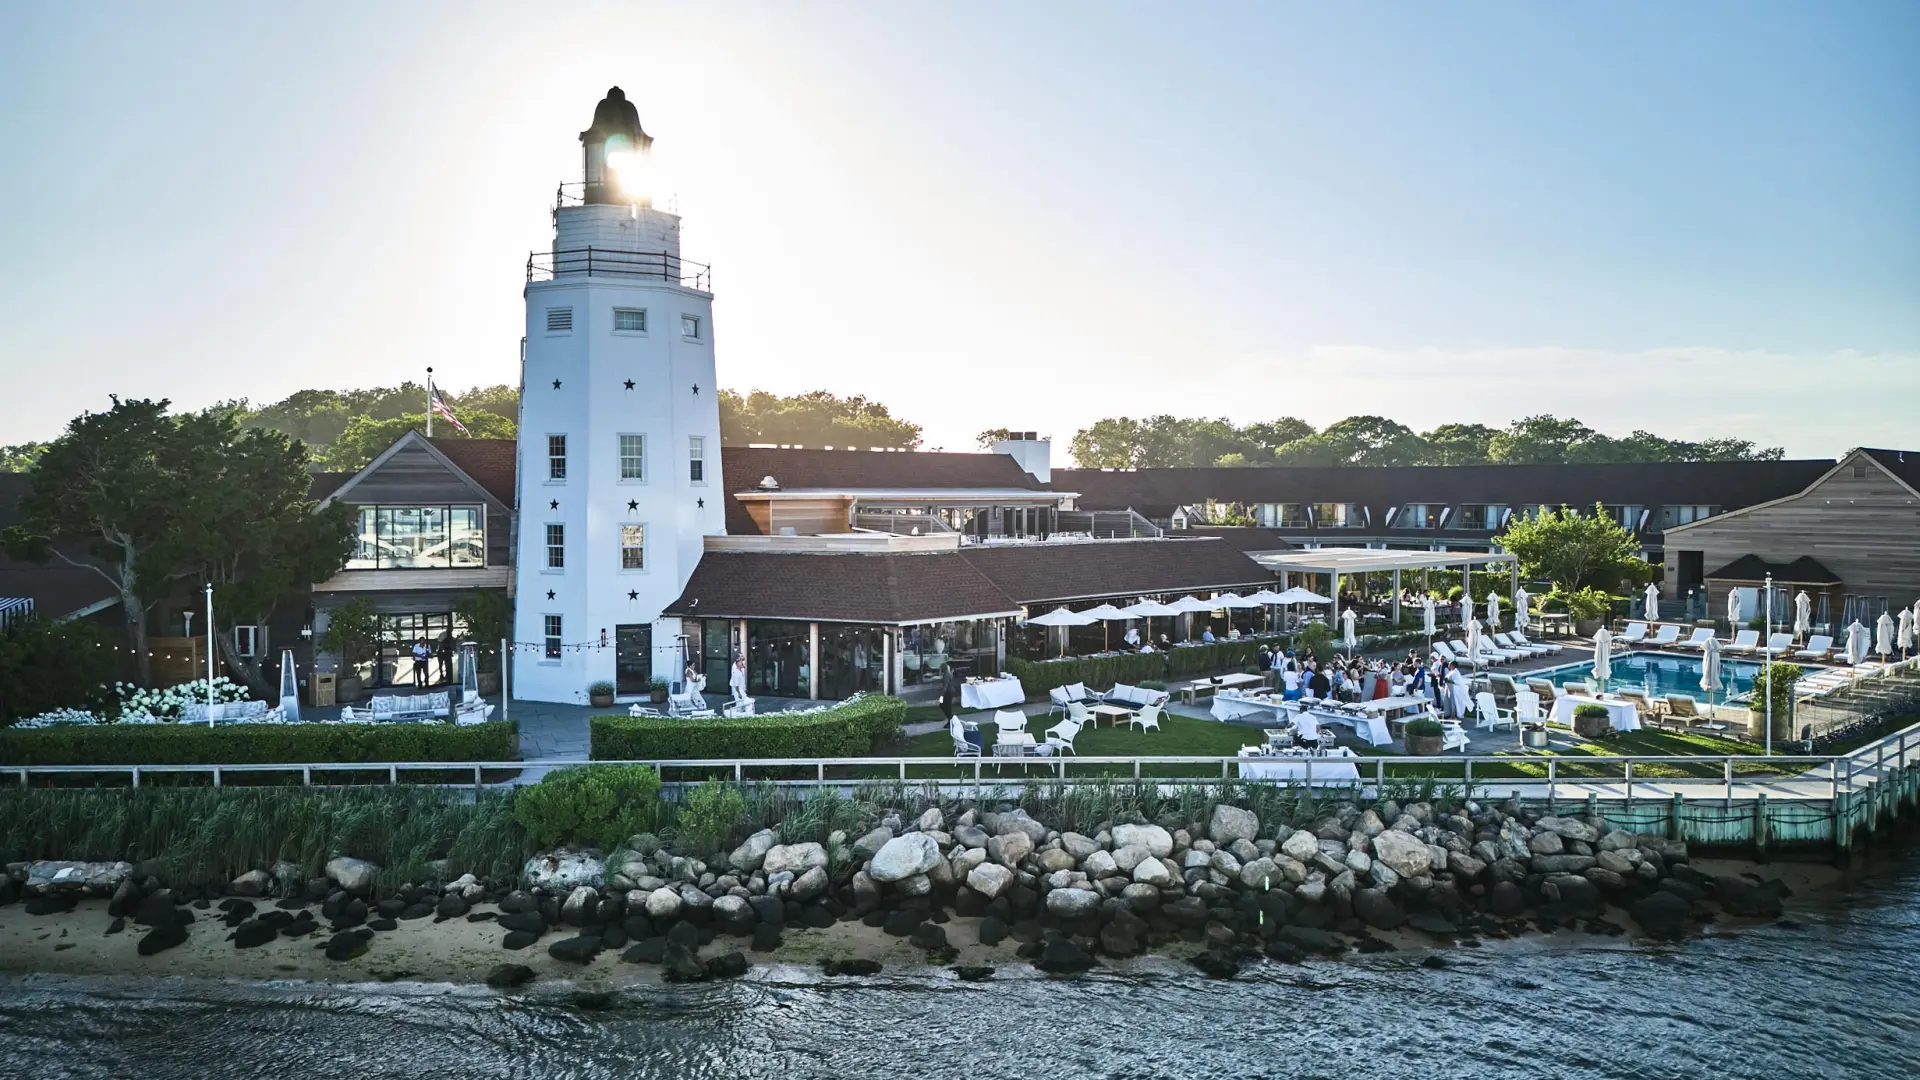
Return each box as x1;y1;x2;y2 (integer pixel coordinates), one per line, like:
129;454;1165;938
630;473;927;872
1250;548;1519;625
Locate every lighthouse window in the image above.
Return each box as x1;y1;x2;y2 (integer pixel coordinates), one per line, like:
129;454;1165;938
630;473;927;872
681;313;701;340
688;437;705;483
546;307;573;334
619;434;646;481
547;435;568;480
545;524;565;570
613;308;647;333
620;525;646;570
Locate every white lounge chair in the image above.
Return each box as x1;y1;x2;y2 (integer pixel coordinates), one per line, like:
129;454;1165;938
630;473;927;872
1509;630;1562;654
1760;632;1794;656
1127;703;1163;733
1679;627;1715;651
1725;629;1761;655
950;717;980;757
1795;635;1835;660
1646;625;1681;647
1452;638;1521;664
1619;622;1650;644
1474;691;1515;733
1495;632;1552;657
1043;717;1082;755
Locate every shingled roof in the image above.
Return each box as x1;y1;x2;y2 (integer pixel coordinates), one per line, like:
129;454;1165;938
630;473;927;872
664;537;1278;623
1704;555;1843;585
719;446;1048;534
429;438;518;505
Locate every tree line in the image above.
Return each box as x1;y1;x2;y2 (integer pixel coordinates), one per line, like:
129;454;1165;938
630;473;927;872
1062;414;1785;469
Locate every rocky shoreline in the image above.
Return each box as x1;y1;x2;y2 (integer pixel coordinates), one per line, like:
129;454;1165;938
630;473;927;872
2;797;1817;986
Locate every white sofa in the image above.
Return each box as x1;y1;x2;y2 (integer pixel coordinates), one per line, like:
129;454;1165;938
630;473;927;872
1100;683;1170;708
369;692;450;721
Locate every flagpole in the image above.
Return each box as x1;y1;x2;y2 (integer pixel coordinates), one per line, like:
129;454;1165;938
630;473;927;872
426;366;434;437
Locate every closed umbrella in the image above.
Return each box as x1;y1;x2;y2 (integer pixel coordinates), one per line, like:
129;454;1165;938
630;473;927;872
1422;595;1437;636
1341;608;1358;654
1845;620;1869;665
1592;627;1613;685
1486;592;1501;631
1899;608;1916;655
1699;635;1723;711
1876;611;1896;661
1727;590;1744;632
1466;618;1483;667
1643;583;1660;623
1513;586;1531;631
1793;591;1812;642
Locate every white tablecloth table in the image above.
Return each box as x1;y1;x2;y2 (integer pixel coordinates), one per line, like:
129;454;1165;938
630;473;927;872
1306;707;1393;747
1550;695;1641;733
961;677;1026;710
1237;751;1363;783
1212;693;1287;722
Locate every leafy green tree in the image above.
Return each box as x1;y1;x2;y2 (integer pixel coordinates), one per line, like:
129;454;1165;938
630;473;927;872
1421;423;1496;465
0;443;48;473
317;410;516;471
1487;415;1603;464
1495;504;1650;592
454;589;512;673
719;390;921;449
320;597;380;679
1272;416;1426;467
1241;418;1316;457
974;427;1017;450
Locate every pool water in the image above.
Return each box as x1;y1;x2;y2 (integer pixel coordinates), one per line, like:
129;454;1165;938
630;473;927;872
1550;651;1767;699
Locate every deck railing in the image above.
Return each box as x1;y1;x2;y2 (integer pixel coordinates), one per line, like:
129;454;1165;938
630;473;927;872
526;247;711;291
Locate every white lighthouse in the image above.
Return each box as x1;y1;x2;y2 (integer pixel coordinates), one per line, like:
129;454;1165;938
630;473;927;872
512;87;724;704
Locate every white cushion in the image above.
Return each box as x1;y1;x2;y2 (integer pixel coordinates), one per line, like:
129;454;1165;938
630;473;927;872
1065;682;1089;701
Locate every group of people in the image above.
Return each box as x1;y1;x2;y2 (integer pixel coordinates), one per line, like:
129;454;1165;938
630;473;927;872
1254;645;1478;718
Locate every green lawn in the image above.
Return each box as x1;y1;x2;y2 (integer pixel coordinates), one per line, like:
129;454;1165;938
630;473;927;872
846;709;1258;781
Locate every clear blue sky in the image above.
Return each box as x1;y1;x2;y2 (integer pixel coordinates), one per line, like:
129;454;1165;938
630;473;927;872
2;2;1915;460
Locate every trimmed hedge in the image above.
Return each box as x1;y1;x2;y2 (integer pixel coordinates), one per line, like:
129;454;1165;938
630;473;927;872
0;721;516;767
590;696;909;760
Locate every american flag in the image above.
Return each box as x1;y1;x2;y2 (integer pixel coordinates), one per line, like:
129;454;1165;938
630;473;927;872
430;387;468;433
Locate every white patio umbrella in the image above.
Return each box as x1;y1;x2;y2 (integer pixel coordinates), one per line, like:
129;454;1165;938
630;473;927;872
1340;608;1358;654
1486;592;1502;631
1899;608;1916;655
1245;588;1288;632
1079;603;1132;652
1026;606;1098;658
1466;617;1484;667
1212;593;1263;608
1513;586;1531;631
1122;598;1178;647
1844;620;1869;665
1277;587;1332;604
1727;590;1744;631
1643;582;1660;623
1793;591;1812;642
1166;594;1216;642
1876;610;1896;661
1699;635;1723;711
1592;627;1613;685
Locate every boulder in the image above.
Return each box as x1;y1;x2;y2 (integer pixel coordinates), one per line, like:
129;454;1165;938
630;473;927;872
1237;857;1278;890
1528;831;1565;856
991;810;1049;846
1208;804;1260;846
229;870;272;898
1534;817;1599;843
1035;849;1077;875
729;829;781;873
1112;845;1152;874
869;834;943;883
500;930;541;950
324;857;378;893
230;919;279;949
486;963;536;988
911;923;950;951
521;851;605;892
1631;890;1692;940
643;887;683;921
1034;938;1095;975
1280;830;1320;864
1446;851;1487;880
26;860;133;896
892;873;932;897
917;807;945;833
712;895;754;931
705;952;749;980
1353;888;1405;930
760;843;828;878
1189;945;1241;979
1099;919;1143;957
1277;925;1343;956
850;826;894;862
1111;823;1174;859
1489;880;1527;917
967;862;1016;900
1043;888;1102;918
498;911;547;935
663;944;707;983
1208;850;1243;877
1369;830;1432;879
547;935;602;964
953;825;991;850
436;893;468;919
560;886;599;926
321;930;367;962
1162;896;1209;928
1061;832;1102;861
1132;858;1173;887
790;866;829;903
1081;850;1118;878
986;831;1033;870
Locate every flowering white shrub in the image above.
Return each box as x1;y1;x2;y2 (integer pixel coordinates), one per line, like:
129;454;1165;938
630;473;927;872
112;677;251;721
12;708;105;729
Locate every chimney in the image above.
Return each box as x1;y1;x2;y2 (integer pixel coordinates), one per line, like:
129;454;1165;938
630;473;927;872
991;430;1050;484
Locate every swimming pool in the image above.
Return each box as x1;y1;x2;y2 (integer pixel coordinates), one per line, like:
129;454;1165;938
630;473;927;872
1544;651;1768;699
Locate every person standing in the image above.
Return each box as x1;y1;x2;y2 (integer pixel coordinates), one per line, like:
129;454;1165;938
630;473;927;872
729;655;748;703
411;639;430;687
939;661;960;722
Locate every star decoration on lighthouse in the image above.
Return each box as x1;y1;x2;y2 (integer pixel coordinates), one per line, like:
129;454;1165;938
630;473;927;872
545;590;555;601
549;499;559;510
627;499;638;511
623;379;634;391
628;590;639;600
696;498;705;508
691;384;700;395
552;379;562;390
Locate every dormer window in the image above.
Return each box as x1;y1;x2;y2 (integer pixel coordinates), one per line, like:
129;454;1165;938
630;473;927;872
1457;504;1507;531
1397;503;1437;529
1310;503;1361;528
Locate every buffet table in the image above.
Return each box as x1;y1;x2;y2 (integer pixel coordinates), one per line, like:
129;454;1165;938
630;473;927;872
1237;747;1364;783
961;676;1026;711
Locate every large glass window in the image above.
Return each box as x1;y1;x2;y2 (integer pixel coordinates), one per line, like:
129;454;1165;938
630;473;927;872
1457;504;1507;530
620;434;646;480
1311;503;1361;528
344;505;485;569
901;620;999;686
1397;503;1437;529
1258;503;1308;528
819;624;887;698
1660;504;1715;527
746;620;811;698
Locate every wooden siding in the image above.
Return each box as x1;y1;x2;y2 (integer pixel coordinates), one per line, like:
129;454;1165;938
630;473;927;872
336;442;512;568
1662;452;1920;611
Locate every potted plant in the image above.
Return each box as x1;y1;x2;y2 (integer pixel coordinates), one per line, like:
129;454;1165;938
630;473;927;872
319;598;379;704
1562;587;1613;638
1572;702;1611;740
1404;717;1445;756
649;676;670;705
588;680;616;709
1747;661;1802;743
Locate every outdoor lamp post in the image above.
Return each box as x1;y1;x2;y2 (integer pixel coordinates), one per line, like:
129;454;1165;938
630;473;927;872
1762;572;1773;757
204;581;215;720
